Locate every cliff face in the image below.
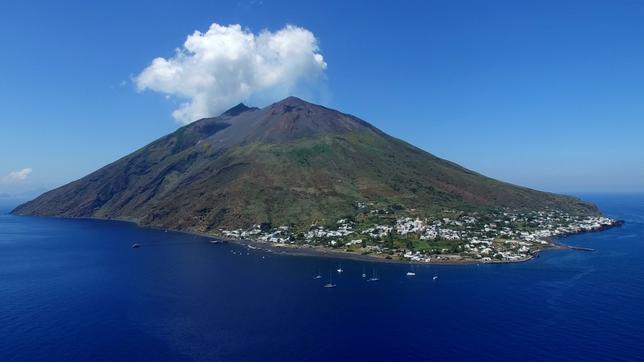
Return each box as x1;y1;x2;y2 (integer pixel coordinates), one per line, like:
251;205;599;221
13;97;598;233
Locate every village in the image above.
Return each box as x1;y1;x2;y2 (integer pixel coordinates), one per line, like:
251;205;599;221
218;206;621;263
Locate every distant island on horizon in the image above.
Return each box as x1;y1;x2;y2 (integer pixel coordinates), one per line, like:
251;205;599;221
12;96;622;264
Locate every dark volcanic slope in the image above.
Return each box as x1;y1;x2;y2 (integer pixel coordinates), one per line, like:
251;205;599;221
13;97;598;233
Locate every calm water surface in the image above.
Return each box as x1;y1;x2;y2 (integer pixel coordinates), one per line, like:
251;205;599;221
1;194;643;361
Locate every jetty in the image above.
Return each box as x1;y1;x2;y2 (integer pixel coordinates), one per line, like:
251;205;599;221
567;245;595;252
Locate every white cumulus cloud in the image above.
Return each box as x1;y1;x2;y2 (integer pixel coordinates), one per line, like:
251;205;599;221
135;23;327;124
1;168;32;183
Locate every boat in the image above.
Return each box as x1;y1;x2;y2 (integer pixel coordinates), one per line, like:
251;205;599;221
367;268;379;282
209;239;227;244
131;243;141;248
433;275;439;281
323;271;336;288
406;271;416;276
336;264;343;273
361;265;366;278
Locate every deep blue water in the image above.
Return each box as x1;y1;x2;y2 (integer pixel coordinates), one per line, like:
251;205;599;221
1;194;643;361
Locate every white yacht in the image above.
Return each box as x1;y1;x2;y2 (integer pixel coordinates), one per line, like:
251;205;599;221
324;272;336;288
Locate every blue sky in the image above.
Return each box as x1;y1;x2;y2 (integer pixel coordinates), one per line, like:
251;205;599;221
1;0;643;197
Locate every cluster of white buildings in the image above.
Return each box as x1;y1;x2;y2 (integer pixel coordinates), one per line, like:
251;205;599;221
222;224;292;243
303;219;355;245
362;224;393;239
217;207;619;263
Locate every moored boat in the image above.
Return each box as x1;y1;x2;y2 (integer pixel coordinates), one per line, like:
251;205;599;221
324;271;336;288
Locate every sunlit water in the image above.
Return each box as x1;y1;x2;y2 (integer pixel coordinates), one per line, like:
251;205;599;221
1;194;643;361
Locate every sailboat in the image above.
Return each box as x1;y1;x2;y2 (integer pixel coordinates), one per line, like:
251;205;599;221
406;265;416;276
324;271;336;288
336;264;343;273
367;268;379;282
314;268;322;279
361;265;366;278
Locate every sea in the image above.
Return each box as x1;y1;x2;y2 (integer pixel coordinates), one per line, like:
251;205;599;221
1;194;643;361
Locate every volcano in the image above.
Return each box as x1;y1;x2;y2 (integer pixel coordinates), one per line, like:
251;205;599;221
13;97;598;233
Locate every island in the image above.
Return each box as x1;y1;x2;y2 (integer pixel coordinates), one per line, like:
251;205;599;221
12;97;621;264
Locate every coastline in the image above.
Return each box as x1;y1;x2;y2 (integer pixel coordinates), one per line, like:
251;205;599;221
181;220;624;265
220;237;573;265
8;212;624;266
